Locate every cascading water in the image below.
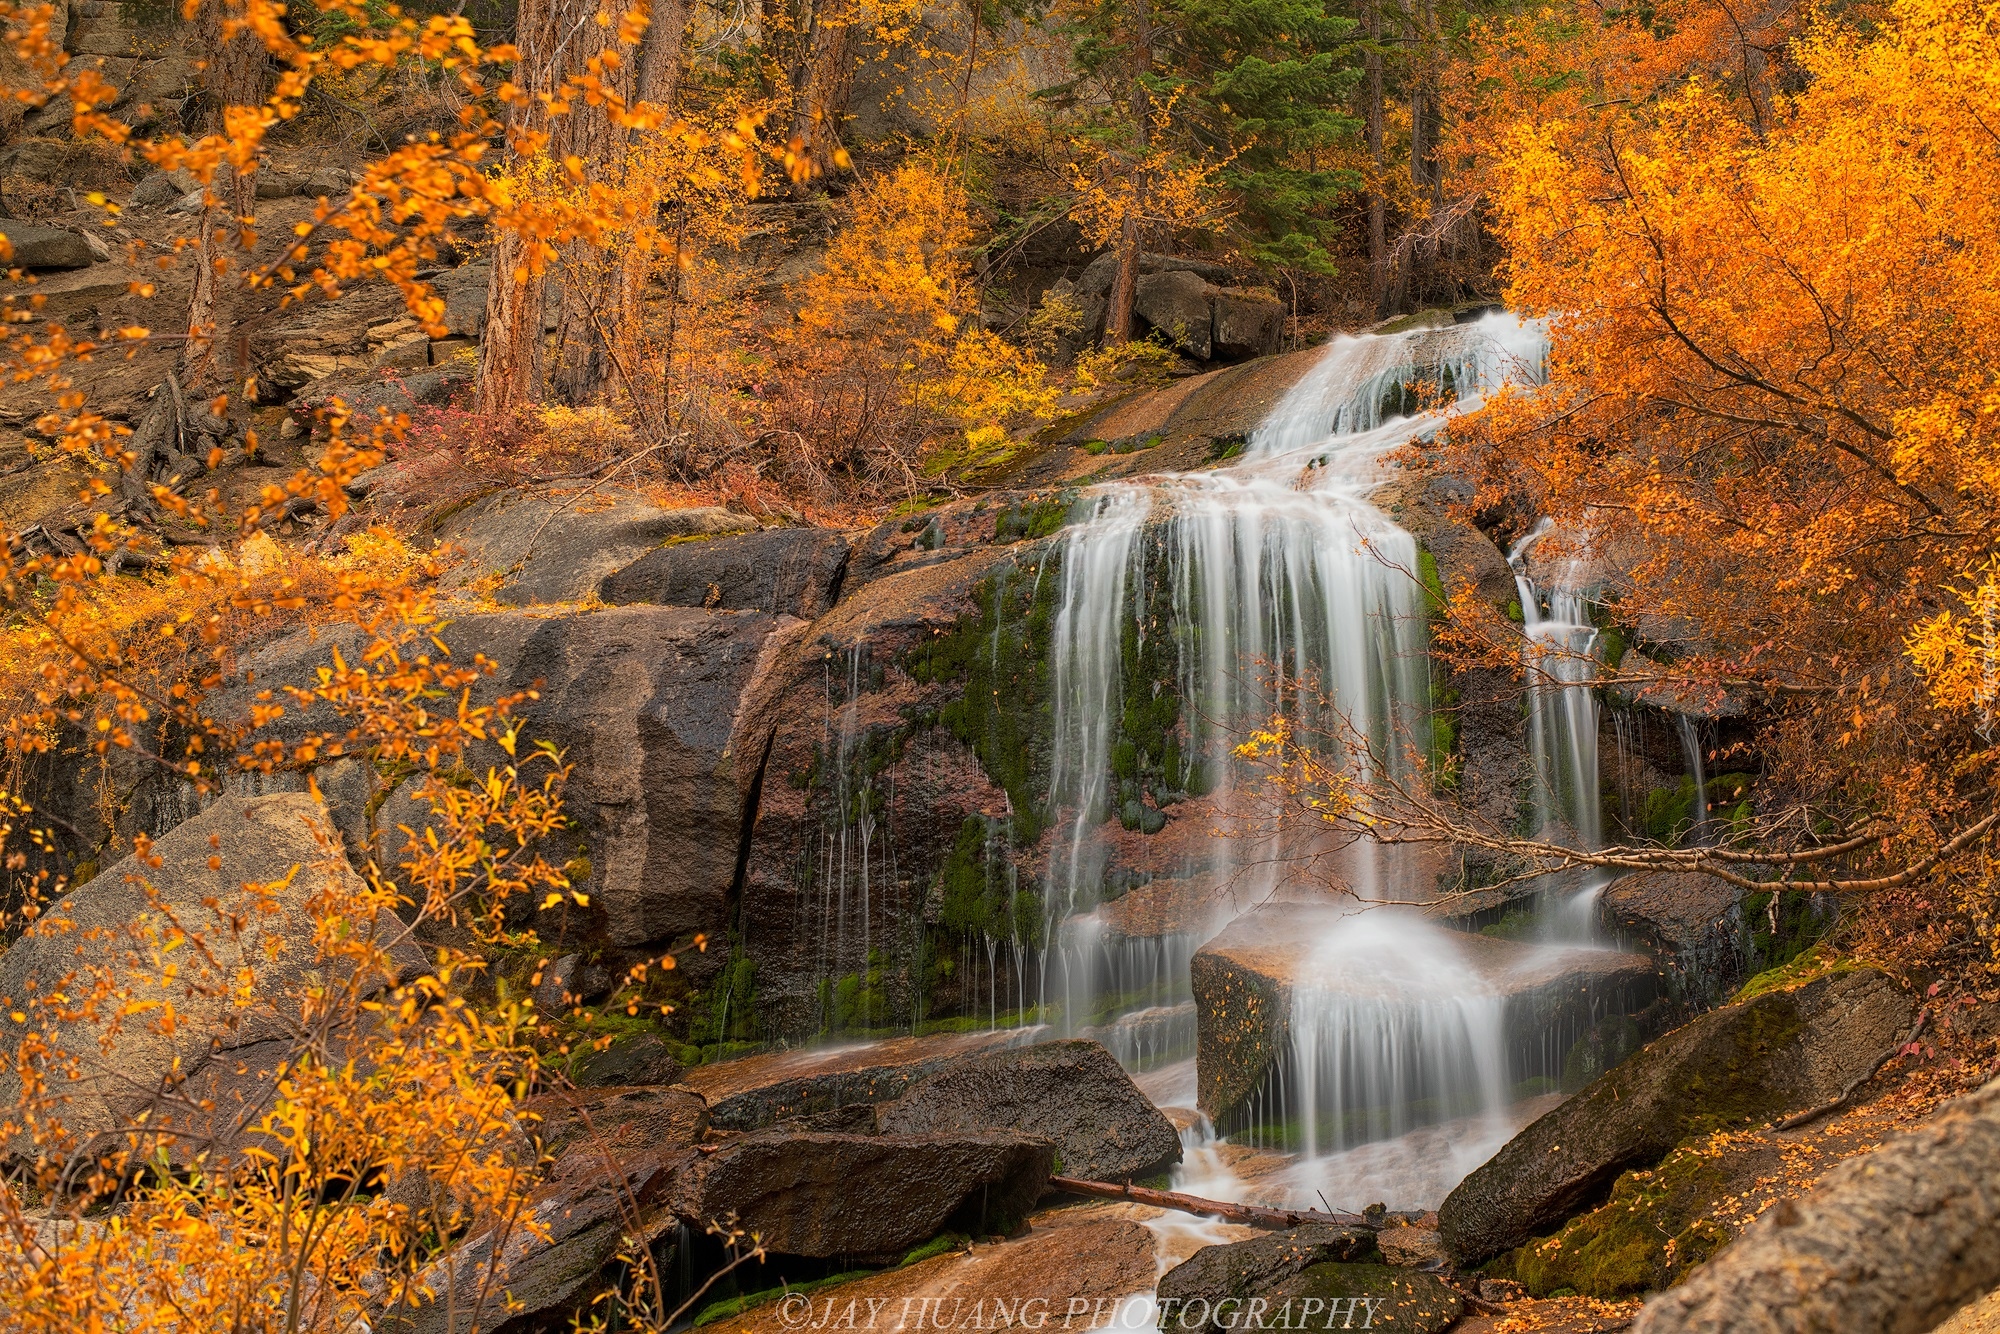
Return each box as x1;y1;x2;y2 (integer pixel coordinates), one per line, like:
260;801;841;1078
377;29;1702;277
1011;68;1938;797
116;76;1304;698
1029;313;1599;1187
1678;715;1711;844
1507;522;1604;850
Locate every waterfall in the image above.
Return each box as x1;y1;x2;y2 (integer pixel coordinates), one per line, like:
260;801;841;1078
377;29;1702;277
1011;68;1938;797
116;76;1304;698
1507;522;1603;849
1286;909;1512;1157
1030;313;1570;1177
1678;715;1710;844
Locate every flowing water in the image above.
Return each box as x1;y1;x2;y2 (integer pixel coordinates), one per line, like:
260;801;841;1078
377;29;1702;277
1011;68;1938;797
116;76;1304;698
1022;313;1628;1204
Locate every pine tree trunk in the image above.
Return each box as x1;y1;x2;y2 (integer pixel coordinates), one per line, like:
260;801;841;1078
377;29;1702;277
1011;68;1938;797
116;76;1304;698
547;0;643;407
1103;0;1153;345
1365;1;1386;318
179;4;264;390
790;0;855;178
476;0;560;418
1106;211;1141;343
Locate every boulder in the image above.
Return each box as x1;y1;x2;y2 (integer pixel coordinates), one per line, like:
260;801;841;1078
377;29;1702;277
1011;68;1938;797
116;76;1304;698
380;606;797;951
874;1038;1182;1181
435;262;491;338
213;603;795;959
1191;904;1658;1123
1633;1074;2000;1334
1136;270;1214;359
1078;250;1235;296
0;221;97;270
524;1084;709;1167
132;168;198;207
1599;870;1746;1000
675;1128;1053;1259
389;1145;685;1334
600;527;852;618
1439;967;1915;1264
1156;1226;1462;1334
435;487;756;606
677;1029;1036;1131
1210;290;1285;360
0;794;423;1151
572;1032;686;1088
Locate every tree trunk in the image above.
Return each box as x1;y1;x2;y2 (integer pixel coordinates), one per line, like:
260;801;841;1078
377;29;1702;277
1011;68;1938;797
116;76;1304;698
1364;0;1386;319
789;0;855;179
476;0;561;418
547;0;643;407
179;3;265;390
1102;0;1153;346
1105;211;1141;343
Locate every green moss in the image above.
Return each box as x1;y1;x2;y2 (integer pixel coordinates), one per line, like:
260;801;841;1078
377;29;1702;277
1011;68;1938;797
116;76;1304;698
1732;942;1858;1003
685;941;760;1047
1499;1144;1737;1298
1206;434;1248;463
899;1232;969;1267
908;560;1059;844
1417;546;1461;787
992;495;1074;542
694;1270;877;1326
937;817;1045;945
1081;439;1111;456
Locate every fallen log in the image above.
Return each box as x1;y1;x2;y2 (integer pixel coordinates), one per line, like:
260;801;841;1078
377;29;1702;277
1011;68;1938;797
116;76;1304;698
1047;1175;1372;1231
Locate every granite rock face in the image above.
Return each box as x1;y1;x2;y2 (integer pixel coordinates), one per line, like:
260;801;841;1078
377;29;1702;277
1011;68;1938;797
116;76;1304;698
1439;967;1915;1264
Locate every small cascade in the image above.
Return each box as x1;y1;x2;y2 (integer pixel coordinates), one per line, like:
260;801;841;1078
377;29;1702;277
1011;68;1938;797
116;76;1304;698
1284;911;1511;1157
1507;522;1603;849
1678;715;1711;844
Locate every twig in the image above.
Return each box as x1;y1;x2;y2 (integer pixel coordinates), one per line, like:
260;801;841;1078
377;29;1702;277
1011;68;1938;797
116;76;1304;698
1047;1175;1372;1230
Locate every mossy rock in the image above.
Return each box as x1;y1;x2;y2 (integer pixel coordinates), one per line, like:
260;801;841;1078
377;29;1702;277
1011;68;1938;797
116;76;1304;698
1494;1139;1754;1298
1440;967;1913;1264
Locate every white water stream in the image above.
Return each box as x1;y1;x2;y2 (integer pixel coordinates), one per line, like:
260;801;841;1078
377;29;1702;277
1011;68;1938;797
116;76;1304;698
1029;314;1599;1204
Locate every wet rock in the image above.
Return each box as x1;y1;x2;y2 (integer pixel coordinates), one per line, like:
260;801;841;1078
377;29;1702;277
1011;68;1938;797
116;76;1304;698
1136;270;1214;359
1633;1074;2000;1334
679;1029;1037;1131
677;1128;1053;1260
1599;870;1745;999
436;487;757;606
0;794;424;1151
0;221;97;270
1159;1227;1463;1334
1376;1226;1449;1269
389;1146;685;1334
601;527;852;618
1191;904;1657;1122
875;1038;1182;1182
525;1084;709;1167
1439;967;1915;1264
572;1032;687;1089
721;1201;1160;1334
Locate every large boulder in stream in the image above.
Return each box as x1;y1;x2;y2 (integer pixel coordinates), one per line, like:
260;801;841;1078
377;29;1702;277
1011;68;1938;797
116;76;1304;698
1598;870;1747;1000
1156;1225;1463;1334
1633;1073;2000;1334
875;1038;1182;1181
1190;903;1658;1123
677;1028;1037;1130
1439;966;1915;1264
676;1127;1054;1260
682;1032;1179;1182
